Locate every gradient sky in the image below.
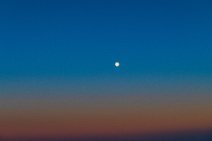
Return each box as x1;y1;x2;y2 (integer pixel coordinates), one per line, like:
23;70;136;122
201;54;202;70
0;0;212;138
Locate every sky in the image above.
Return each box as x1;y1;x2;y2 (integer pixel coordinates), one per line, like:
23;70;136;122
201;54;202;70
0;0;212;140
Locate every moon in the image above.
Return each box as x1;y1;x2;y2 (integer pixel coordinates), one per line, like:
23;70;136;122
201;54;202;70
115;62;120;67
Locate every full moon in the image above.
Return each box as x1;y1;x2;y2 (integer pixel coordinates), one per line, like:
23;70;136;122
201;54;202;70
115;62;120;67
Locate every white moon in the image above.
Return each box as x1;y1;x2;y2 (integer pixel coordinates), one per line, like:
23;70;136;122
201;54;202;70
115;62;120;67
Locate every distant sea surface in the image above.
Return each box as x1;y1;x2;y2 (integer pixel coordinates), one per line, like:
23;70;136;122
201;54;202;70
1;130;212;141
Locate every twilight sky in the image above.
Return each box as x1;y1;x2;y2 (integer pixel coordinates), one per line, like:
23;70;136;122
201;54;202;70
0;0;212;139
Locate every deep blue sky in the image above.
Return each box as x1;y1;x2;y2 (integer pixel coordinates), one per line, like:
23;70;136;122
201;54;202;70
0;1;212;138
0;0;211;80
